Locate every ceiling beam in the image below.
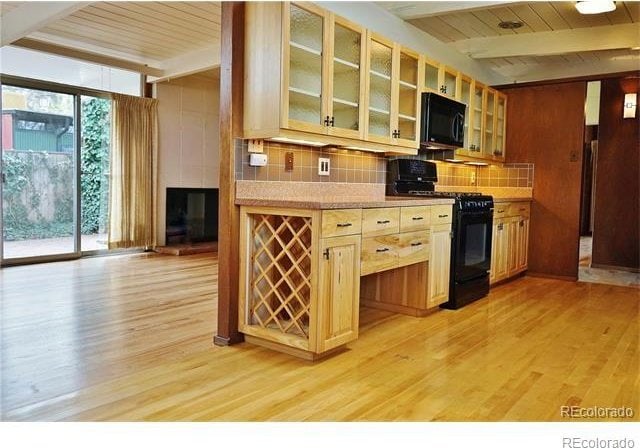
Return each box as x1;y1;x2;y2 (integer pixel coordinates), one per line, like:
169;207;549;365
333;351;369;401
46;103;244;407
149;44;221;83
496;58;640;84
12;38;164;77
377;1;519;20
1;1;92;46
452;23;640;59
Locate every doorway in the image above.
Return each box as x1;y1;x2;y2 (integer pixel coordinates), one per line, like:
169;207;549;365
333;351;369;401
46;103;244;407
1;80;112;264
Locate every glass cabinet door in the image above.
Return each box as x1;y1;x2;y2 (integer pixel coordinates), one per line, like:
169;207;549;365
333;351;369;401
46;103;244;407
459;76;472;150
442;67;457;98
424;58;439;92
287;3;326;132
328;18;363;139
366;36;393;143
483;89;496;158
494;93;506;159
470;83;484;154
396;49;419;145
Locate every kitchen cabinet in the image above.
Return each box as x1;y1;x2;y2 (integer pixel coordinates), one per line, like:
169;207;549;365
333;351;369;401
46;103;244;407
422;58;458;99
365;32;422;148
490;201;530;285
239;202;454;357
427;223;452;308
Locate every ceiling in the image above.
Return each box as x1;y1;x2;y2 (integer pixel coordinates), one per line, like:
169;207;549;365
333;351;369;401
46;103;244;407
0;1;221;81
378;1;640;82
0;1;637;83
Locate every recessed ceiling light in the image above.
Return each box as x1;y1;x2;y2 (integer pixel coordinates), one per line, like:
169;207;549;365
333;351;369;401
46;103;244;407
575;1;616;15
498;20;523;30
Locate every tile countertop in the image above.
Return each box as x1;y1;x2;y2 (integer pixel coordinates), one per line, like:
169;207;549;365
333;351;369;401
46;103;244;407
493;197;533;203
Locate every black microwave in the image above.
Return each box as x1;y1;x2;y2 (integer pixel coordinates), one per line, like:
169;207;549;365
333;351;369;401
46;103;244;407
420;92;466;149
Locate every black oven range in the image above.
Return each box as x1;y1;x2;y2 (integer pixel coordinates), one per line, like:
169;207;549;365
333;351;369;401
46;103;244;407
387;159;494;309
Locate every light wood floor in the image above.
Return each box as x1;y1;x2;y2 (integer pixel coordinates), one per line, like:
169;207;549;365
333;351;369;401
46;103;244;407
1;253;638;421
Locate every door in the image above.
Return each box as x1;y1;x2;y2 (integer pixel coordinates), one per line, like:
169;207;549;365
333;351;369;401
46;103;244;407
441;66;458;98
458;75;472;151
428;223;452;307
1;84;78;261
492;220;509;283
469;82;484;154
283;2;328;134
494;92;507;160
423;58;439;93
316;234;361;352
507;217;519;276
516;217;530;272
365;32;394;144
483;88;496;158
326;15;365;139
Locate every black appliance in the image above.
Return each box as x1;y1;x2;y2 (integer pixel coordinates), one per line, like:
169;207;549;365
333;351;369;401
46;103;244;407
386;159;493;309
420;92;466;150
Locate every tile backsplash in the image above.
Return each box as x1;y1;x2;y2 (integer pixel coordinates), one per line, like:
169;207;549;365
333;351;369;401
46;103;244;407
235;139;385;184
235;139;533;188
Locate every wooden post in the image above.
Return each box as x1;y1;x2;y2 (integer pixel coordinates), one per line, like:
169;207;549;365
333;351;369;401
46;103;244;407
214;1;244;346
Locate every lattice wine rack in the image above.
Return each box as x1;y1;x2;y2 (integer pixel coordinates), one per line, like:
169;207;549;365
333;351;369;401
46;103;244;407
247;213;313;340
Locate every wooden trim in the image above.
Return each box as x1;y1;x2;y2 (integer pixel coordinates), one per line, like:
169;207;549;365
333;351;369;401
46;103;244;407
243;334;346;361
215;1;245;346
494;71;640;90
360;299;433;317
526;272;578;282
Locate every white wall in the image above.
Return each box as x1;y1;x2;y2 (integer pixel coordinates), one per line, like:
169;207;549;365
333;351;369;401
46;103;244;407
317;1;508;86
154;72;220;246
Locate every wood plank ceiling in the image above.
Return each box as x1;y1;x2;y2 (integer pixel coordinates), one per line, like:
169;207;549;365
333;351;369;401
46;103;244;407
379;1;640;81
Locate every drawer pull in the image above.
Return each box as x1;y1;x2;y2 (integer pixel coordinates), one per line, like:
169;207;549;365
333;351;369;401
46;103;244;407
412;216;424;221
519;208;526;211
497;210;504;214
336;222;352;228
377;220;391;224
376;247;390;253
438;214;449;218
411;242;423;247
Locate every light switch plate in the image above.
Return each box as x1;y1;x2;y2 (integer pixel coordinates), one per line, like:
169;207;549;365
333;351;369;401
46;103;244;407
247;139;264;153
318;157;330;176
249;153;268;166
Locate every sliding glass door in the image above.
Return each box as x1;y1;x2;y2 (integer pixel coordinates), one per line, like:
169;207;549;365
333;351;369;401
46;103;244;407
1;85;77;260
1;80;112;263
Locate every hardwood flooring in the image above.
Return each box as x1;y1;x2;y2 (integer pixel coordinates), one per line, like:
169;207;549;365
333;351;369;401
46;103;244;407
1;253;638;421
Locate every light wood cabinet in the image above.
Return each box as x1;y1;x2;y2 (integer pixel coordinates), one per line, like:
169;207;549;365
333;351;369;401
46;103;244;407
490;201;530;285
422;58;458;99
317;234;361;352
364;33;422;148
427;223;452;308
361;207;400;236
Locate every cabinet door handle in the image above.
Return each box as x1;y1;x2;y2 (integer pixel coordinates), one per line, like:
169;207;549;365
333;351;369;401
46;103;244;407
520;221;524;227
376;247;390;253
323;248;330;260
324;115;331;126
497;210;504;214
519;208;526;211
412;216;424;221
377;220;390;224
329;116;335;127
411;242;423;247
336;222;352;228
438;214;448;218
498;223;504;230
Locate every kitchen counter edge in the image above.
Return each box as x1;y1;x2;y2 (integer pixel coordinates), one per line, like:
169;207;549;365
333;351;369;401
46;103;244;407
235;197;456;210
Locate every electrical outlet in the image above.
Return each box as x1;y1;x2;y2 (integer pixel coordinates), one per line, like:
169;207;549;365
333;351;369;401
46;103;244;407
247;139;264;153
285;152;294;171
318;157;330;176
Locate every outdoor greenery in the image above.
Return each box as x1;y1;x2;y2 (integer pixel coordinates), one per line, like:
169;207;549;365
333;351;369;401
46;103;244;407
2;97;110;241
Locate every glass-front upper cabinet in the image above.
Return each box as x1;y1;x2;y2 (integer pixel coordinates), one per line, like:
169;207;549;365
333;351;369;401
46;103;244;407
442;66;458;98
327;16;365;139
459;75;472;150
424;58;439;93
470;82;484;153
396;48;420;146
494;92;507;160
483;88;496;158
286;2;327;133
366;33;394;144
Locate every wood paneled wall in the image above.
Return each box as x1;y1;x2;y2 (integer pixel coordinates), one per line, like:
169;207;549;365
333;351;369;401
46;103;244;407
592;77;640;271
501;82;586;280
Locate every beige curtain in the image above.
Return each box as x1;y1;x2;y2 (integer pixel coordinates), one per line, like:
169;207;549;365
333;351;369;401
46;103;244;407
108;93;158;249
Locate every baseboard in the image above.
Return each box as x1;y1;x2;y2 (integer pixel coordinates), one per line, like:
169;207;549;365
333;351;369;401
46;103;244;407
526;272;578;282
590;263;640;273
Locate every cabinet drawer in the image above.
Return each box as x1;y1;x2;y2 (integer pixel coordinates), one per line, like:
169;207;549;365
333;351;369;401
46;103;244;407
321;209;363;238
362;207;400;237
361;234;399;276
510;202;530;218
430;205;453;225
493;202;510;218
400;206;431;232
397;230;430;268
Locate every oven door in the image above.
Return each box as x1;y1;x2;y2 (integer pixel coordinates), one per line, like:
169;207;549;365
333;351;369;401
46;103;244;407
454;211;493;282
